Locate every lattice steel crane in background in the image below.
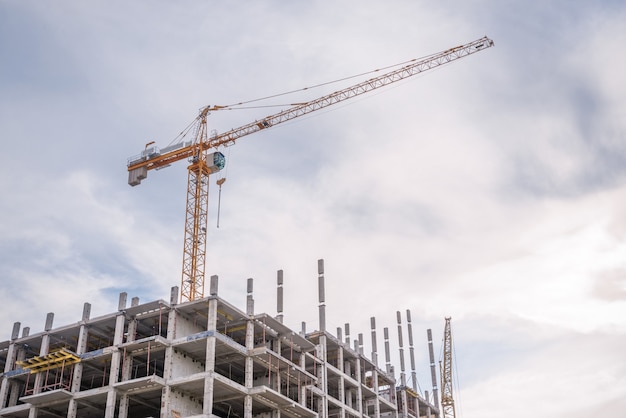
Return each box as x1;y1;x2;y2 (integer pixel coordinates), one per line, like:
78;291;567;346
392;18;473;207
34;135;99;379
127;37;494;303
440;317;456;418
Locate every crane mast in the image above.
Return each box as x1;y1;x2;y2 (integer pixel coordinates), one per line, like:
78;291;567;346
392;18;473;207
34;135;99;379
440;317;456;418
127;37;494;302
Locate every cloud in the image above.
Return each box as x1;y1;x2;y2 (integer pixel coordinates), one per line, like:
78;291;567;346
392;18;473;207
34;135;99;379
1;2;626;417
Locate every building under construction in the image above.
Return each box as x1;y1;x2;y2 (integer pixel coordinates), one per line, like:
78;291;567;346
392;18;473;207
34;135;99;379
1;35;487;418
0;260;442;418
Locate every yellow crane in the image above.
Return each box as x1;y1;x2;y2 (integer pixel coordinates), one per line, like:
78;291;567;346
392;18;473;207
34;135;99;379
127;37;494;303
440;317;456;418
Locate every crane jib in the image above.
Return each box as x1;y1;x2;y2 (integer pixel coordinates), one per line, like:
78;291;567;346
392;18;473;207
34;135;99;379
128;36;494;180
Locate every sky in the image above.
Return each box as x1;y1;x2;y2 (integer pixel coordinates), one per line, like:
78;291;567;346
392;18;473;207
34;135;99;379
1;1;625;417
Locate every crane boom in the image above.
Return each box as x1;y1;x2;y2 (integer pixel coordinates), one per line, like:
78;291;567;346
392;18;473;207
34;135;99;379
127;36;494;302
128;36;493;174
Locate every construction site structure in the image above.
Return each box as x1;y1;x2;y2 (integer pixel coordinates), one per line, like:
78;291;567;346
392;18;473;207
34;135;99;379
0;260;442;418
126;37;494;303
439;318;455;418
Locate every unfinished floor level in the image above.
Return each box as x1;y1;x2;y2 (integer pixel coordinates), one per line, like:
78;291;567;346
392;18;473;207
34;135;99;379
0;263;440;418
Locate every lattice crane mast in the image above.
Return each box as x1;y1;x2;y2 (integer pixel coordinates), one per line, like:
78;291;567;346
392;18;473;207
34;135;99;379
127;37;494;303
440;317;456;418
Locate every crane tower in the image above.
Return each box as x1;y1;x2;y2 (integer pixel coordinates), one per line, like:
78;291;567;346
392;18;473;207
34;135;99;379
440;317;456;418
127;37;494;302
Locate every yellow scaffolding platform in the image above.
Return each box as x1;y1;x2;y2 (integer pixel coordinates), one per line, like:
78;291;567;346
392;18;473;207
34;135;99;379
17;348;81;373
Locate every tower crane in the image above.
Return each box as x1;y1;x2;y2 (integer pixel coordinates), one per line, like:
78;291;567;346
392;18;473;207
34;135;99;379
127;37;494;303
440;317;456;418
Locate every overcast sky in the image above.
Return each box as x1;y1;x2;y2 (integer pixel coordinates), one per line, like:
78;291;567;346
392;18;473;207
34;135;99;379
1;1;625;417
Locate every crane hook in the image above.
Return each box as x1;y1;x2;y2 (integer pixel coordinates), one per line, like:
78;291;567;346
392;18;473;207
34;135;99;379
216;178;226;228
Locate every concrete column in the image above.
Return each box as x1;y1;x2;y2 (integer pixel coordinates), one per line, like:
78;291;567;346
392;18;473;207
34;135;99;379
344;354;353;411
244;278;254;418
161;286;179;418
273;337;282;393
354;349;363;416
202;276;219;416
384;327;391;374
0;322;20;409
5;325;28;408
104;293;127;418
68;303;91;418
118;314;137;418
276;270;284;324
317;260;325;332
316;260;328;418
317;335;328;418
337;344;345;418
396;312;408;418
372;367;381;418
299;353;306;406
427;329;439;412
358;333;364;355
406;310;418;393
7;343;26;408
29;313;54;418
370;317;378;368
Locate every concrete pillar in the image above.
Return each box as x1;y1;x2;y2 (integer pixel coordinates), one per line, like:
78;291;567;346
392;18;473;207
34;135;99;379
397;312;406;384
209;275;218;296
272;324;282;418
406;310;418;393
371;317;378;366
427;329;439;412
202;276;219;416
29;314;54;418
396;312;408;418
299;353;307;406
370;320;382;418
7;344;26;408
161;286;179;417
316;259;328;418
358;333;363;355
104;293;127;418
0;322;20;409
384;327;391;374
337;345;345;417
244;278;254;418
354;349;363;416
372;366;381;418
68;303;91;418
118;311;138;418
246;278;254;317
276;270;284;324
317;337;328;418
318;259;325;332
273;338;282;394
33;312;54;386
